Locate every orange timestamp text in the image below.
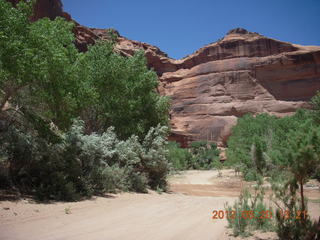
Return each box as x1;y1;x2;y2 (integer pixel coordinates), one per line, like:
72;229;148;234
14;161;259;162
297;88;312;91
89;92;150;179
278;210;308;220
212;210;308;220
212;210;273;220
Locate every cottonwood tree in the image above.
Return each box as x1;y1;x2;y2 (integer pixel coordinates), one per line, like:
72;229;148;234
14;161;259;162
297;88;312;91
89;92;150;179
0;1;83;130
77;41;169;139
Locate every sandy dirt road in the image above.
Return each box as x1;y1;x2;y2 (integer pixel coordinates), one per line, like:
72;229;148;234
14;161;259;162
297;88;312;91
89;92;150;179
0;170;319;240
0;193;234;240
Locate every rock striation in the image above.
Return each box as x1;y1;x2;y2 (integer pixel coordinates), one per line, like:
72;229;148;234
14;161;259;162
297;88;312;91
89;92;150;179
7;1;320;147
156;29;320;146
85;28;320;147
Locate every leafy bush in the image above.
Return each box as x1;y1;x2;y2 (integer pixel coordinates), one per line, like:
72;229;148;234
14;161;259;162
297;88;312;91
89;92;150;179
141;125;170;190
167;141;220;170
189;141;220;169
225;177;274;237
271;173;316;240
167;142;192;170
226;110;318;180
226;92;320;238
0;120;169;201
227;114;276;180
269;122;320;239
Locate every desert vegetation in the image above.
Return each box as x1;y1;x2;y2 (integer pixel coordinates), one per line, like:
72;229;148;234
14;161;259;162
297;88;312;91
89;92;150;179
224;93;320;239
224;177;275;237
166;90;320;239
1;1;319;240
0;1;169;200
167;141;221;171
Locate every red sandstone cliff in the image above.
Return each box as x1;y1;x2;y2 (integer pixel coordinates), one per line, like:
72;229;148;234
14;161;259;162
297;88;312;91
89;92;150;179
158;28;320;146
7;1;320;147
94;28;320;147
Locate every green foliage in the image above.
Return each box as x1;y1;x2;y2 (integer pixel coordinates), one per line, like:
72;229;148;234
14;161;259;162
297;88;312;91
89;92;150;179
270;173;316;240
0;1;171;201
77;41;169;139
141;125;170;190
268;122;320;239
285;121;320;185
189;141;220;169
0;1;82;130
1;0;169;139
1;120;169;200
167;142;191;170
227;114;276;179
310;90;320;123
226;110;319;180
225;177;274;237
167;141;220;170
227;94;320;238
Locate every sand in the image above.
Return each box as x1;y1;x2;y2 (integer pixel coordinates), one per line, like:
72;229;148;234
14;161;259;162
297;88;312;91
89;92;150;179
0;170;319;240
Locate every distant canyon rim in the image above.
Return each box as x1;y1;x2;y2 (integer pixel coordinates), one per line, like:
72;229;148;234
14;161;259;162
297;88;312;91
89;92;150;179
7;0;320;147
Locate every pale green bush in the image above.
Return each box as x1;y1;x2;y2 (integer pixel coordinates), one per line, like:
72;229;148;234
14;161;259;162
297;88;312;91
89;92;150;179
1;119;169;200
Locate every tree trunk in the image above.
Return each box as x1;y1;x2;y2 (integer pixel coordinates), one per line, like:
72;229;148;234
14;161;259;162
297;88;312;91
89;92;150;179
300;177;306;225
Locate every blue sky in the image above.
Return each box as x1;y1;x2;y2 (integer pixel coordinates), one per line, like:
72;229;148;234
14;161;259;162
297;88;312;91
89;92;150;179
63;0;320;59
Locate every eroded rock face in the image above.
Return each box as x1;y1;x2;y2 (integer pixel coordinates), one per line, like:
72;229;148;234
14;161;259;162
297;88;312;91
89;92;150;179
97;28;320;147
31;0;65;21
158;30;320;146
7;0;67;20
7;0;320;146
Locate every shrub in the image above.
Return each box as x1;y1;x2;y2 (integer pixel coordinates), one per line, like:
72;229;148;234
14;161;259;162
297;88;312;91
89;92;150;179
125;169;148;193
271;173;315;240
188;141;220;170
0;119;169;201
269;122;320;239
225;177;274;237
225;94;320;238
226;110;317;180
167;141;221;171
167;141;191;170
141;125;170;190
226;114;278;179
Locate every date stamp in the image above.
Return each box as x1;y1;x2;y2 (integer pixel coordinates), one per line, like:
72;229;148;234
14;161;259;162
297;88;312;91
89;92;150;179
212;210;272;220
212;210;308;220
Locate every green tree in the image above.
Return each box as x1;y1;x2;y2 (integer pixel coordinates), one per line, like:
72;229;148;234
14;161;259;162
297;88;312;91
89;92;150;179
311;91;320;123
78;41;169;139
0;1;83;130
226;114;276;179
284;122;320;220
226;111;312;180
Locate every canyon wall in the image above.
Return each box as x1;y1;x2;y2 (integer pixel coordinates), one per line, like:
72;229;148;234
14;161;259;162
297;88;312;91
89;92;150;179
156;28;320;146
7;0;320;147
110;28;320;146
92;29;320;147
